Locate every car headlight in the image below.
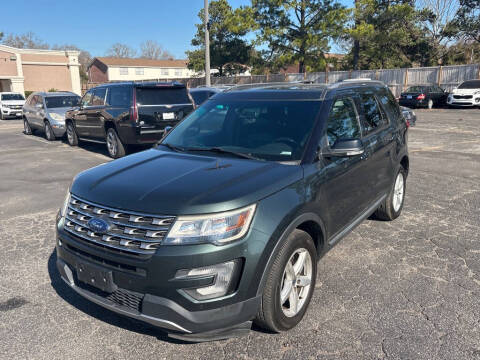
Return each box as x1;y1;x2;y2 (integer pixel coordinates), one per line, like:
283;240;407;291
164;204;256;245
49;112;64;121
59;191;71;218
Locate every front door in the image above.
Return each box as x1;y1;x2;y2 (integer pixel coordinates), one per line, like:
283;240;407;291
316;93;373;240
86;87;107;139
74;90;93;137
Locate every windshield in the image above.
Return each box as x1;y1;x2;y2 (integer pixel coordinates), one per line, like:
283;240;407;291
458;80;480;89
1;94;25;101
45;96;80;108
161;99;321;162
136;87;190;105
406;86;427;93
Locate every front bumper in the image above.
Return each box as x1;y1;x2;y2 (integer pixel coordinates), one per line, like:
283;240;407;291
447;96;480;107
1;108;23;117
55;223;266;335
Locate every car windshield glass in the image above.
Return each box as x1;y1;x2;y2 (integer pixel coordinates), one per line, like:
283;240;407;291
136;87;190;105
458;80;480;89
45;96;80;108
406;86;427;93
161;99;321;162
1;94;25;100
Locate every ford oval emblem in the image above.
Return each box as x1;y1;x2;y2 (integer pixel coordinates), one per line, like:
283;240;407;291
87;218;110;234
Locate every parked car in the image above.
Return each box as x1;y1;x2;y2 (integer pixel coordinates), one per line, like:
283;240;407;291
398;85;447;109
189;87;222;106
0;92;25;119
65;82;194;158
400;106;417;127
447;79;480;107
55;80;408;341
23;92;80;140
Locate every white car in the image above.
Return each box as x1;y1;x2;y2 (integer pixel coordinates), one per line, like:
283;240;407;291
0;92;26;119
447;80;480;107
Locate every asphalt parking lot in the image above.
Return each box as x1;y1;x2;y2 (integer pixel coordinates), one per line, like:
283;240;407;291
0;108;479;360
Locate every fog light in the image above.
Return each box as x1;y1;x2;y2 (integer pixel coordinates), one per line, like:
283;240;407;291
176;260;239;301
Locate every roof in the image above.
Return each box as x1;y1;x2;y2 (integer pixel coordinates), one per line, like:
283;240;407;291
30;91;79;97
91;57;188;68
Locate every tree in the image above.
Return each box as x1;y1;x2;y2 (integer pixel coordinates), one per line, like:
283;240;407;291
345;0;429;69
448;0;480;44
105;43;137;58
252;0;348;73
417;0;459;65
140;40;174;60
187;0;253;76
2;31;49;49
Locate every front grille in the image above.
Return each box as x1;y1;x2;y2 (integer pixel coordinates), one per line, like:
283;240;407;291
64;195;175;256
76;281;144;312
8;105;22;109
453;95;473;99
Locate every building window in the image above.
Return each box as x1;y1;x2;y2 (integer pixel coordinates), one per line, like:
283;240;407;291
119;67;129;75
135;68;144;75
174;69;182;77
161;68;169;76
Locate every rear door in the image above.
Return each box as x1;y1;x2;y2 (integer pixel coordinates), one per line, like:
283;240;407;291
356;87;395;201
135;85;194;132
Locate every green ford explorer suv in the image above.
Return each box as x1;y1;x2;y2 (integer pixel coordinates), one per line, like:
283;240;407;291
56;80;409;341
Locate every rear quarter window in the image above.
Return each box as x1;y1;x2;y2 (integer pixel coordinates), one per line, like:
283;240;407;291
107;86;132;107
136;87;190;105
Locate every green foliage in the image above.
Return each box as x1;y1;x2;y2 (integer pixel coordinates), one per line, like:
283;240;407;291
24;91;33;99
448;0;480;43
345;0;431;69
252;0;348;73
187;0;253;76
48;88;58;92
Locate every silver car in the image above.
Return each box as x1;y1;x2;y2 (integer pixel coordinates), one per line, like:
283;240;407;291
23;91;80;140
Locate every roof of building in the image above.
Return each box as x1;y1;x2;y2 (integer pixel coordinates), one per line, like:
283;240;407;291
91;57;188;68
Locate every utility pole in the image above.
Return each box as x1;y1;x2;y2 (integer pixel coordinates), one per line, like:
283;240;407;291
204;0;211;86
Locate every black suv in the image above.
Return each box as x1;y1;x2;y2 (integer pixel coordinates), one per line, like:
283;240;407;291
65;82;194;158
56;80;408;341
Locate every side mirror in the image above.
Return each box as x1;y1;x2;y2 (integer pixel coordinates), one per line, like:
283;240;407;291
323;139;364;157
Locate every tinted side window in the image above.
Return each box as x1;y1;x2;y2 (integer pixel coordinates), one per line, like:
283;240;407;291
107;86;132;107
29;95;38;106
81;91;93;107
91;88;106;106
326;97;360;145
358;92;386;135
36;96;44;108
377;87;400;122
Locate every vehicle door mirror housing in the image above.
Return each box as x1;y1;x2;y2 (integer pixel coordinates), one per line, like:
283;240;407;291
323;139;364;157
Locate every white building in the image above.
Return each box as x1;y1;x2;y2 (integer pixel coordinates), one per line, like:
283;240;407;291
88;57;198;82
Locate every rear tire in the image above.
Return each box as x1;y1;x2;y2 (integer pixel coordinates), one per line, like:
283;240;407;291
106;127;126;158
255;229;317;332
44;121;56;141
375;167;406;221
24;118;32;135
66;121;78;146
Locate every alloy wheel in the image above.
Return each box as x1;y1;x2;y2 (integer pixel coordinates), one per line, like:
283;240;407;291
392;172;404;212
107;131;117;157
279;248;313;318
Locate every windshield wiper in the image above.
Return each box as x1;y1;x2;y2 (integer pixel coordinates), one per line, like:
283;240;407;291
186;147;260;160
161;143;186;153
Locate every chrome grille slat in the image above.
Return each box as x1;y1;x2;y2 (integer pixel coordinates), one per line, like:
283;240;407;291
65;195;175;255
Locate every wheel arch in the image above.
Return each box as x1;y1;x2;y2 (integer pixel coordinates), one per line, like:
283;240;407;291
255;212;326;297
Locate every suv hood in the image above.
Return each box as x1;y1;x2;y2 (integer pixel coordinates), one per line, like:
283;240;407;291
451;88;480;95
71;149;303;215
2;100;25;106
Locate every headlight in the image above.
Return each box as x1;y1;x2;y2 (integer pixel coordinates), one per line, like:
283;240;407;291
164;204;256;245
59;191;71;218
49;112;64;121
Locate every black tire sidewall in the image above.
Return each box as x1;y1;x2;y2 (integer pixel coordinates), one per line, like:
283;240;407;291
24;118;32;134
66;122;78;146
44;121;54;141
106;128;125;158
389;168;406;219
269;231;317;331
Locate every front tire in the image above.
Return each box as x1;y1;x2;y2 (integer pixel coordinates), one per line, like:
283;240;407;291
66;121;78;146
24;118;32;135
375;167;406;221
255;229;317;332
106;127;126;158
44;121;56;141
